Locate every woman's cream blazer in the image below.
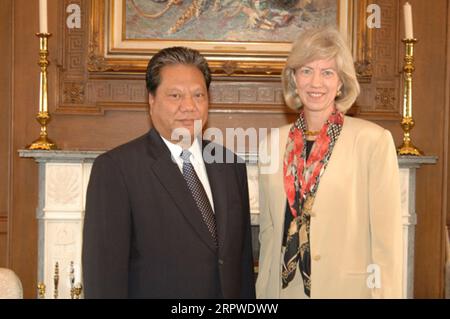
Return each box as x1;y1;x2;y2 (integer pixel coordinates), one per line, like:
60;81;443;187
256;116;403;298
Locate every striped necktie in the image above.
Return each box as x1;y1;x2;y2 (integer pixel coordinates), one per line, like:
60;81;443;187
180;150;218;245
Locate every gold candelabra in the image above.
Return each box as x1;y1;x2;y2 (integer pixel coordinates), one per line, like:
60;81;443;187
397;38;423;156
27;33;57;150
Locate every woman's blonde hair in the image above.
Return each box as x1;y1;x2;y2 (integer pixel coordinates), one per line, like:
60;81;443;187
282;27;360;113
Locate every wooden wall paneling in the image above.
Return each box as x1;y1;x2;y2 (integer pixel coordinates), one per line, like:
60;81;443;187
445;0;450;242
0;0;13;267
357;0;402;120
10;0;43;298
408;0;448;298
0;217;7;267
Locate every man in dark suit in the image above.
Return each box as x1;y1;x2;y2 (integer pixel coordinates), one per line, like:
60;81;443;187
82;47;255;298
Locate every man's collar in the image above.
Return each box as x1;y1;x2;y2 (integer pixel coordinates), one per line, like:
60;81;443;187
160;135;203;162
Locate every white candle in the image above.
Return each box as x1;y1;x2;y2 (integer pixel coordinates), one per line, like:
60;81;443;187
39;0;48;33
403;2;414;39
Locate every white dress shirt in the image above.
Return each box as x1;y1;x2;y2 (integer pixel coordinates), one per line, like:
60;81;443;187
161;136;215;212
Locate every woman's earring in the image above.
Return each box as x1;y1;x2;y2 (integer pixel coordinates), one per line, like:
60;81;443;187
336;88;342;97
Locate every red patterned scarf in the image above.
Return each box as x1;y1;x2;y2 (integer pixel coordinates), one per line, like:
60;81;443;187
282;107;344;296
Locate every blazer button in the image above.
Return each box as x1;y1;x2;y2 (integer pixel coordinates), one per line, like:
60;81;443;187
313;254;321;261
218;259;224;265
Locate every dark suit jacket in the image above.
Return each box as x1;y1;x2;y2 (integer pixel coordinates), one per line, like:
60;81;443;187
82;129;255;298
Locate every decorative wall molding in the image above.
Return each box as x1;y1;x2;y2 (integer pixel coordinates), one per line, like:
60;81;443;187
44;220;83;298
45;164;83;211
354;0;373;83
55;0;401;121
375;87;397;111
356;0;401;118
63;82;85;104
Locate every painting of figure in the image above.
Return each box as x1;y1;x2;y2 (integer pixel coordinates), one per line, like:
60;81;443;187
125;0;338;42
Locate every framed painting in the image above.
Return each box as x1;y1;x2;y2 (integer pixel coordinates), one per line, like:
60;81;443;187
88;0;372;79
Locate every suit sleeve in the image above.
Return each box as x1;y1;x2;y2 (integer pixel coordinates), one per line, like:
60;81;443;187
255;137;275;299
368;130;403;298
82;154;131;298
237;162;257;299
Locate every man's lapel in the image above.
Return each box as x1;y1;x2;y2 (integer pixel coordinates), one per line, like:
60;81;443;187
146;129;217;252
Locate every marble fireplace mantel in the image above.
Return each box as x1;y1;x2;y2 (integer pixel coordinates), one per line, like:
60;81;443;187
19;149;437;299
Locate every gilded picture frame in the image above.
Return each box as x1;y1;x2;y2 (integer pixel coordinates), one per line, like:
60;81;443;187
88;0;372;79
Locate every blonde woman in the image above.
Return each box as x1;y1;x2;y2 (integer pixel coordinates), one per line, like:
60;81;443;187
256;27;403;298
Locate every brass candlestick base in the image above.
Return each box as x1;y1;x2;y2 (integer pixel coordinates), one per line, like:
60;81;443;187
27;111;57;150
27;33;57;150
397;116;423;155
73;283;83;299
37;282;46;299
397;38;423;156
